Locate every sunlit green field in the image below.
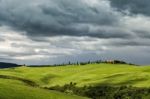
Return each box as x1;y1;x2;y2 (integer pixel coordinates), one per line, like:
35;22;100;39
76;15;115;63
1;64;150;87
1;63;150;99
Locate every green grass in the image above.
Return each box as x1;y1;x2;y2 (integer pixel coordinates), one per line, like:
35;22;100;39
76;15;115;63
0;78;88;99
1;64;150;87
1;63;150;99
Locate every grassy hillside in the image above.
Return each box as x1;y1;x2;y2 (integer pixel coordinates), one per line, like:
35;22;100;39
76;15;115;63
1;63;150;99
1;64;150;87
0;78;88;99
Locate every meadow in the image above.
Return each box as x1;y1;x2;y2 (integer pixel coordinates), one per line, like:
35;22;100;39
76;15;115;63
1;63;150;99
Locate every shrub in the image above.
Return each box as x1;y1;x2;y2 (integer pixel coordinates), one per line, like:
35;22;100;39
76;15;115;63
46;83;150;99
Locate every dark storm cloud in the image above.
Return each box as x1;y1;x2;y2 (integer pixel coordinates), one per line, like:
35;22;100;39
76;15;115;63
0;0;131;39
1;0;150;65
109;0;150;16
134;30;150;39
107;39;150;47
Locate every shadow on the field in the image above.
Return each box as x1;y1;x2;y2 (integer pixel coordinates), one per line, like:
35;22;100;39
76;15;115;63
40;74;59;84
104;73;126;79
0;75;39;87
100;73;148;86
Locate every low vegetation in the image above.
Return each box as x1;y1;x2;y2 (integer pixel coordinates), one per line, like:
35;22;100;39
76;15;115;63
48;82;150;99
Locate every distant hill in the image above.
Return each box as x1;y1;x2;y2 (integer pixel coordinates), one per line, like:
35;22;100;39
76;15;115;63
0;62;20;68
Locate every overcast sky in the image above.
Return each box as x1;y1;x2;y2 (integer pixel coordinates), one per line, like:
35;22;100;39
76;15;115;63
0;0;150;65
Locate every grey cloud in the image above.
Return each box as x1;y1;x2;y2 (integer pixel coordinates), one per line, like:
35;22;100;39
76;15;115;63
0;38;5;42
110;0;150;16
107;39;150;47
0;0;128;39
134;30;150;39
1;0;150;65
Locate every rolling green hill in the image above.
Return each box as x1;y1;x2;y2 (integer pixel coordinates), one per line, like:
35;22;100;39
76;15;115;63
1;64;150;87
1;63;150;99
0;78;88;99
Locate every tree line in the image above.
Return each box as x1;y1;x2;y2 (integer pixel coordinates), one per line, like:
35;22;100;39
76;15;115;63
50;60;133;66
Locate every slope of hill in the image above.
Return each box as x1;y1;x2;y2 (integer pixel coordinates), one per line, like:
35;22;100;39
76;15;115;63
1;63;150;98
0;62;19;68
0;78;88;99
1;64;150;87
